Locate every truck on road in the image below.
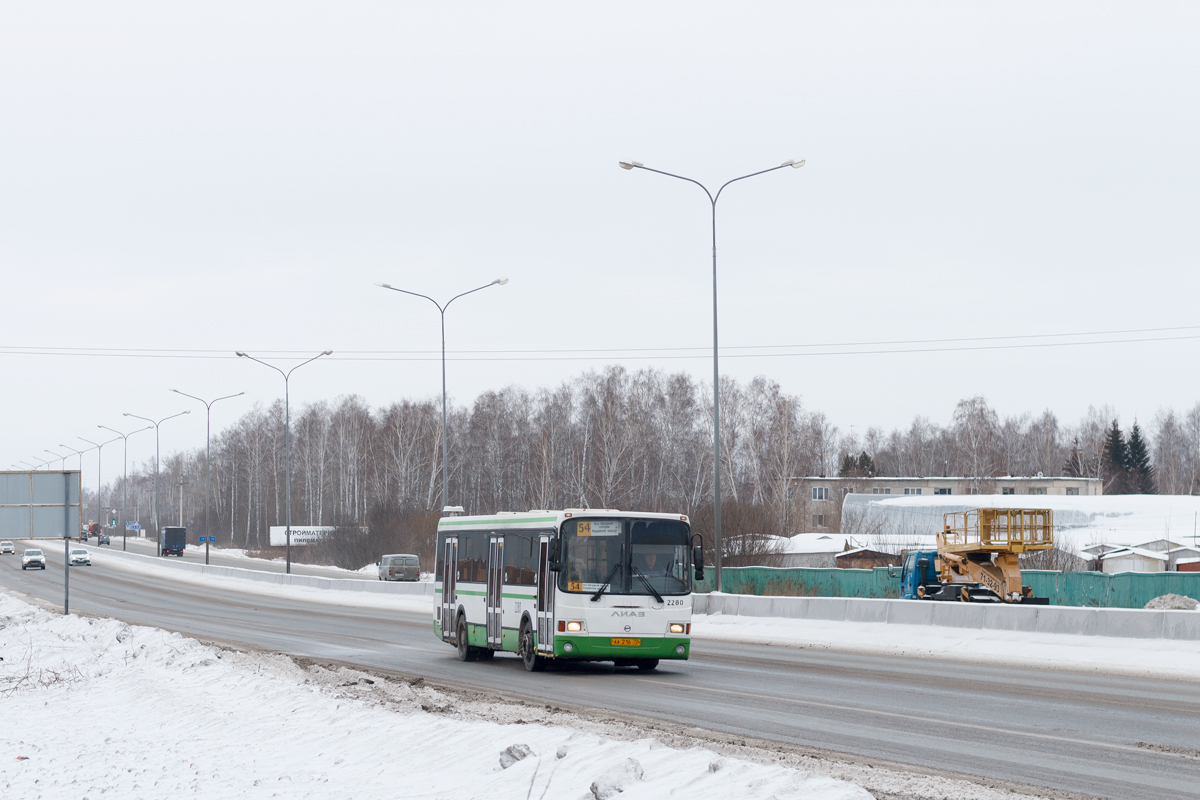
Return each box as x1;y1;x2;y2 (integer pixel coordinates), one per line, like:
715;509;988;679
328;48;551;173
159;526;186;557
899;508;1052;604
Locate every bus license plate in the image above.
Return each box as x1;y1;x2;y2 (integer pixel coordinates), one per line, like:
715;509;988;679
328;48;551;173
611;638;641;646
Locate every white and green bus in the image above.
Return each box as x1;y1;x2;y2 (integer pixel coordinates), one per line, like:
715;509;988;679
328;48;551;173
433;509;703;672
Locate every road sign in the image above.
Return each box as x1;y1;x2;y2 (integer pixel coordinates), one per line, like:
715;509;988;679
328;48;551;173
126;522;141;531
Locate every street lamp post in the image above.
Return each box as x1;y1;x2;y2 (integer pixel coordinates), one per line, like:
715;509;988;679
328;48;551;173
99;424;153;551
376;278;508;511
46;449;68;470
236;351;332;574
619;157;805;592
122;411;190;542
59;444;87;472
79;436;121;517
172;389;245;565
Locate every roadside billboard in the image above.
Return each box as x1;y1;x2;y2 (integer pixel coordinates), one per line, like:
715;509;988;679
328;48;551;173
268;526;367;546
0;471;82;539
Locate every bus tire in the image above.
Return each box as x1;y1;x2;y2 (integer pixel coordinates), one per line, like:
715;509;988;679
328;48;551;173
520;620;545;673
456;617;477;662
635;659;659;671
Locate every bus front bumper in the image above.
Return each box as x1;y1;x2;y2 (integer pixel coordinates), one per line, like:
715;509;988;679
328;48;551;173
553;635;689;660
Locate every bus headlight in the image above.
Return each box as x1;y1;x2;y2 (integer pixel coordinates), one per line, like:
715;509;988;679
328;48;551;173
566;621;583;632
669;623;685;634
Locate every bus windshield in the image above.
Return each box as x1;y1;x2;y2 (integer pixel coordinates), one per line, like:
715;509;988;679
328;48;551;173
559;517;691;597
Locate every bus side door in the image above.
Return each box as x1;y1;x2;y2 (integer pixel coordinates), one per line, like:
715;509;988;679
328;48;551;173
486;534;504;648
537;534;555;654
442;536;457;643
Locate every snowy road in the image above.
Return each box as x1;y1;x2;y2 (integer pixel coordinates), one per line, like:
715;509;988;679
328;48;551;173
2;547;1198;800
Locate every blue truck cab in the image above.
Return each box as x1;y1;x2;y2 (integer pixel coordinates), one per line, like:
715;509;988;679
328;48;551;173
899;550;939;599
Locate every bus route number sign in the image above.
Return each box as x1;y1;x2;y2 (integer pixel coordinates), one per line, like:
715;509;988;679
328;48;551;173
577;520;620;537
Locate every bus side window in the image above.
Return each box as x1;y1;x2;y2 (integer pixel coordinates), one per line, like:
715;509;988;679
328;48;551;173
435;534;445;578
503;533;538;586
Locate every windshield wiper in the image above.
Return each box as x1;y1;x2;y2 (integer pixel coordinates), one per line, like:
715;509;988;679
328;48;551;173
590;562;623;602
630;565;664;603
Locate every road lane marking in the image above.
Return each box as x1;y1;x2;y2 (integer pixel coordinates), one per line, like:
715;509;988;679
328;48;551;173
636;679;1184;758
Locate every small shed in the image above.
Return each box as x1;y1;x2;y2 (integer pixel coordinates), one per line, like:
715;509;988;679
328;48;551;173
835;547;901;570
1175;556;1200;573
1100;547;1169;574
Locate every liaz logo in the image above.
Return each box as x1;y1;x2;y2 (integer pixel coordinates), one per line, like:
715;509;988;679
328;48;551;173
611;611;645;617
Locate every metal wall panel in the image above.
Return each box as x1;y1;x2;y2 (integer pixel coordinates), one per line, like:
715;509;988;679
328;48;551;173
0;473;32;505
0;507;29;539
32;472;80;505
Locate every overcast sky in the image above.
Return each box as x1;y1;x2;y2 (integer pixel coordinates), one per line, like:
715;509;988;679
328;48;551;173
2;2;1198;489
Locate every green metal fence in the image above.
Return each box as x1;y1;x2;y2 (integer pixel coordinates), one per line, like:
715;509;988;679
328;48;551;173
696;566;1200;608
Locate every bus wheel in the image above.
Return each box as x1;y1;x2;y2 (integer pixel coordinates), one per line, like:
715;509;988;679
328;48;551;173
635;659;659;671
456;617;477;662
520;621;545;673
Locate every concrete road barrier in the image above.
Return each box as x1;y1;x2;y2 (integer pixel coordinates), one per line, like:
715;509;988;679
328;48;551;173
91;546;434;596
694;592;1200;641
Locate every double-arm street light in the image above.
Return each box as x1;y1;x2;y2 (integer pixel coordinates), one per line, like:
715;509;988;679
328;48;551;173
46;449;68;470
119;411;188;542
172;389;245;565
99;424;153;550
59;444;87;472
376;278;509;511
618;158;805;592
236;350;332;573
79;436;122;526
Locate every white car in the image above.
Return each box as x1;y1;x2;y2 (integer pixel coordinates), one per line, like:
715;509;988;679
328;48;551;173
21;549;46;570
69;548;92;567
0;541;14;555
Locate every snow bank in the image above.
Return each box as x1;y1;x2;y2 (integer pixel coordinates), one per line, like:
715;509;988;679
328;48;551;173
87;547;434;614
0;592;870;800
691;614;1200;680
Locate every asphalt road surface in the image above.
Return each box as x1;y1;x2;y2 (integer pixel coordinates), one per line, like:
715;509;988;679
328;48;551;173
3;543;1198;800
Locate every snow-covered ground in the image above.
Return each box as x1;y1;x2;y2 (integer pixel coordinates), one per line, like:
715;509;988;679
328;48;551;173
692;614;1200;681
6;590;1057;800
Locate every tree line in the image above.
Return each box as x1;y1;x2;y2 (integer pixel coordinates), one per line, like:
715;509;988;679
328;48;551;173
87;368;1200;568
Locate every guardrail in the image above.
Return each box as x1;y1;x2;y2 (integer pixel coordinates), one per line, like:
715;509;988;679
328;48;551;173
91;546;434;596
692;593;1200;641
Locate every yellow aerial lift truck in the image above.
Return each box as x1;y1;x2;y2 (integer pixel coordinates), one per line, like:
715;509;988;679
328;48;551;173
899;508;1053;604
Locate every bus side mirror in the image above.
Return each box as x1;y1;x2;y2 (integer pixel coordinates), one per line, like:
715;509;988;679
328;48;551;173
692;543;704;581
548;539;562;572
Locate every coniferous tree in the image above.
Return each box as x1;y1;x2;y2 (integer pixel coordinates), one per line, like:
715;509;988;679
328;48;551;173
1102;420;1131;494
856;451;877;476
838;453;858;477
1126;421;1156;494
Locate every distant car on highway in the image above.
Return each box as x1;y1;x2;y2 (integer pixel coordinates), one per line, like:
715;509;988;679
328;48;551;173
69;548;92;567
22;549;46;570
0;541;14;555
378;553;420;581
99;534;111;546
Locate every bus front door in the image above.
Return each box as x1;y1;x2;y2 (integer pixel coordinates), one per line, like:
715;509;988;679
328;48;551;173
486;534;504;648
442;536;457;643
537;534;555;654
